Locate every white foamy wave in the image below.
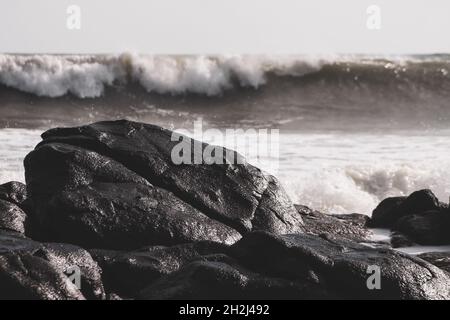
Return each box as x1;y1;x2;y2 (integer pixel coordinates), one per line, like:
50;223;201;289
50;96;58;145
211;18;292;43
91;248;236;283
281;163;450;216
0;53;337;97
1;53;448;98
0;55;122;98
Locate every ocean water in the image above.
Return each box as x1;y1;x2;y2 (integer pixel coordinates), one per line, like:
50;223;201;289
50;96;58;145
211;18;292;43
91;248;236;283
1;53;450;216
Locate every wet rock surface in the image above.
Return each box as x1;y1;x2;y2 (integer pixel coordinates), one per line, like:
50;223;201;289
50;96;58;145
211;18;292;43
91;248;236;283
0;181;29;235
90;241;229;296
0;230;104;300
138;232;450;300
0;120;449;300
24;120;303;249
0;199;27;234
0;182;28;208
296;205;370;242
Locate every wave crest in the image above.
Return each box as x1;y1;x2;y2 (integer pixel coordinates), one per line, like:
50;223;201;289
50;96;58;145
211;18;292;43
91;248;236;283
1;53;449;98
0;54;325;98
0;53;382;98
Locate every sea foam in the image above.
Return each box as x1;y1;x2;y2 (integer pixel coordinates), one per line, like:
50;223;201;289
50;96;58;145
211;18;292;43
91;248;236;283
2;53;440;98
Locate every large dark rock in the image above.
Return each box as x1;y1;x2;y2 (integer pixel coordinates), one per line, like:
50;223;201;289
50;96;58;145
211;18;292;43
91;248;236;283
134;232;450;300
418;252;450;274
370;190;450;246
370;190;443;228
229;232;450;300
90;241;228;296
0;230;105;300
139;255;329;300
296;205;370;242
370;196;407;228
25;143;240;249
390;231;415;248
25;120;302;250
0;199;27;233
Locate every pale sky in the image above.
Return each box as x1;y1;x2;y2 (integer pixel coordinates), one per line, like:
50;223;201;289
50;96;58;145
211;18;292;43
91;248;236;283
0;0;449;54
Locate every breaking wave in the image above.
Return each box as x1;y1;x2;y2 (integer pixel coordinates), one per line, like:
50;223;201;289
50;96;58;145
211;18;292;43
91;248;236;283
1;53;449;98
282;163;450;215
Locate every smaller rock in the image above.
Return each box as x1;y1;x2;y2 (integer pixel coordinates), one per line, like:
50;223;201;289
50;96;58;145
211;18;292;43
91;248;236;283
0;182;27;208
394;210;450;245
390;231;415;248
370;196;406;228
370;190;444;228
402;189;443;213
138;256;328;300
0;199;27;234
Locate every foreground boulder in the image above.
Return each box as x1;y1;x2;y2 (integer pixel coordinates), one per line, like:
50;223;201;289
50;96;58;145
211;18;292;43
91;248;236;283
0;230;105;300
136;232;450;300
90;241;229;296
370;190;450;245
24;120;303;250
0;252;85;300
139;255;329;300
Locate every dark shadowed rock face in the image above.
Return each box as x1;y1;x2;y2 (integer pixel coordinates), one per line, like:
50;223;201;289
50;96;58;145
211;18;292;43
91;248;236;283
0;230;105;300
394;210;450;245
25;120;302;250
132;232;450;300
418;252;450;274
139;256;330;300
90;241;229;296
390;231;415;248
370;196;407;228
